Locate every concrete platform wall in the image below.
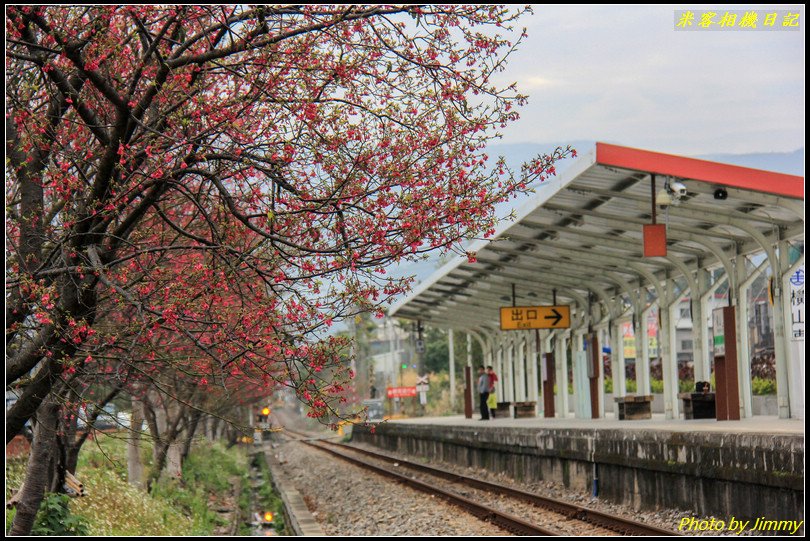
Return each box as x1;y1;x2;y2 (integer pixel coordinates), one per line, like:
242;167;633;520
352;423;803;523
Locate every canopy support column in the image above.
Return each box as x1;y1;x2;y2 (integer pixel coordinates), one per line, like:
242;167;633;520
637;304;653;396
555;332;569;418
610;321;626;417
662;280;681;419
736;258;769;418
529;330;540;406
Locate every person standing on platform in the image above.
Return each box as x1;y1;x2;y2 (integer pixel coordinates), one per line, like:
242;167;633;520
477;366;490;420
486;366;499;418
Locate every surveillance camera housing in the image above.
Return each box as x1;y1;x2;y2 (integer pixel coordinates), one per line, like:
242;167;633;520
669;181;687;198
714;188;728;200
655;189;672;208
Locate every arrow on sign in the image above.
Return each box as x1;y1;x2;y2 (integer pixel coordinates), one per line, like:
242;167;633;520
545;308;563;327
499;305;570;330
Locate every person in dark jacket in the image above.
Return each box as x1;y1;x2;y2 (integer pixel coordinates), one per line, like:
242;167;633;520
477;366;490;420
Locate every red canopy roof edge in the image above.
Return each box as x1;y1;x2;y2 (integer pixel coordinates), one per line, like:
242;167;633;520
596;142;804;199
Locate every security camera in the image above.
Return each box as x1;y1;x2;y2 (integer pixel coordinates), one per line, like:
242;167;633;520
669;181;687;198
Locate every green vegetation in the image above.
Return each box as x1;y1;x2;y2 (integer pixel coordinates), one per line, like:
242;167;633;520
603;378;692;394
751;377;777;395
150;440;249;535
69;434;192;535
33;493;90;536
252;452;286;535
423;371;457;416
603;376;776;396
5;457;26;526
552;383;575;396
6;433;253;536
5;491;90;537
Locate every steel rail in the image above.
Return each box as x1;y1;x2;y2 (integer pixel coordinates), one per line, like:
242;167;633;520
282;427;678;537
297;438;560;536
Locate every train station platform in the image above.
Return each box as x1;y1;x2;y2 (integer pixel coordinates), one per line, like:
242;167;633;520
385;412;803;434
351;414;804;526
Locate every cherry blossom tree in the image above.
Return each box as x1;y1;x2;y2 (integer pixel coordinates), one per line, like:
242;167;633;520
6;5;571;533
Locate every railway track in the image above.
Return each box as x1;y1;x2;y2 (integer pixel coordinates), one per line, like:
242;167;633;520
281;426;679;537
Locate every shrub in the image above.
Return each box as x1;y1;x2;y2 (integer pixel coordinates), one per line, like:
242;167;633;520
751;377;777;395
603;378;639;394
33;493;90;536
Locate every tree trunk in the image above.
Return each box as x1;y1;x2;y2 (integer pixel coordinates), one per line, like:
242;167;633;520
165;442;183;479
161;400;187;480
147;440;169;491
127;398;145;489
10;396;60;536
141;396;160;456
152;396;167;465
180;410;202;462
145;397;186;490
50;415;74;494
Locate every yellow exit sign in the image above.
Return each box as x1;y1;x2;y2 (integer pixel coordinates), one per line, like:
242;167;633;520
500;305;571;330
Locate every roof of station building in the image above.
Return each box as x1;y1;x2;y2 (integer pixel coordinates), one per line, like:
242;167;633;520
389;142;804;329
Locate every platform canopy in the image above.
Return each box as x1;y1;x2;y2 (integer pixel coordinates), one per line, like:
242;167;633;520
390;142;804;329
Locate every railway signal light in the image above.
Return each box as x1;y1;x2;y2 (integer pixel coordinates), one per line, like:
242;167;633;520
261;407;270;416
263;511;274;523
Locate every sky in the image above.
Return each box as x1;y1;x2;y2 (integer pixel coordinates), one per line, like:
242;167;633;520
388;5;804;286
490;5;805;156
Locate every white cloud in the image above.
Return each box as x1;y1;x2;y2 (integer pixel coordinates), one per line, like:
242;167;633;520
494;5;805;154
520;76;564;89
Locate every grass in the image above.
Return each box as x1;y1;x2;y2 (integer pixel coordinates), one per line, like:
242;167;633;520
75;465;194;536
6;432;251;536
5;458;27;533
74;433;195;536
151;439;250;535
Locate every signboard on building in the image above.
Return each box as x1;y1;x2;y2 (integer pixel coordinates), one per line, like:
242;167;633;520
790;266;804;341
386;386;417;398
621;315;659;359
788;265;804;420
712;307;726;355
500;305;570;330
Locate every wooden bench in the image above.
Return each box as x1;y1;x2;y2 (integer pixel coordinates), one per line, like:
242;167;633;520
679;392;716;419
614;395;653;420
494;401;511;418
513;401;537;418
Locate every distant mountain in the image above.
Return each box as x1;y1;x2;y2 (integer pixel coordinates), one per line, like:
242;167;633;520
696;149;804;176
487;140;595;175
